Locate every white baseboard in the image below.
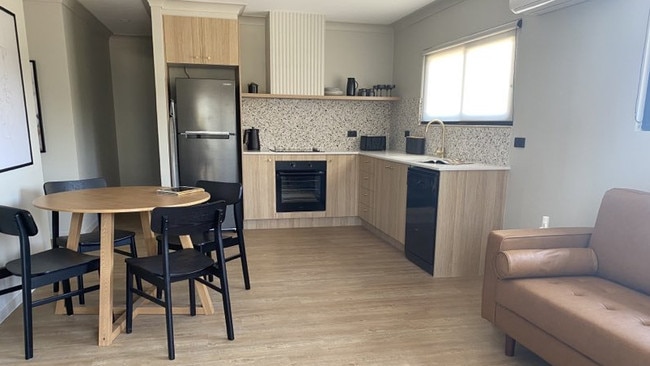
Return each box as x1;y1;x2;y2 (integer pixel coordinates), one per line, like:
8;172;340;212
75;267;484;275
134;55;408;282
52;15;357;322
0;291;21;324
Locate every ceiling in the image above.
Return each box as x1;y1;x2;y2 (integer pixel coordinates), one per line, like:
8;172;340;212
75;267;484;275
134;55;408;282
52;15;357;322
76;0;438;36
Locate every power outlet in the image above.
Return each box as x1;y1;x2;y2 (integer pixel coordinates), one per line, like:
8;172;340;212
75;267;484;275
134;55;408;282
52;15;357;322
404;130;410;137
347;130;357;137
514;137;526;148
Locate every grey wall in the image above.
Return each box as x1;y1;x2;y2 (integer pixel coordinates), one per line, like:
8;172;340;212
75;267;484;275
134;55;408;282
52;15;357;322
110;36;160;186
0;0;49;324
394;0;650;228
24;0;120;185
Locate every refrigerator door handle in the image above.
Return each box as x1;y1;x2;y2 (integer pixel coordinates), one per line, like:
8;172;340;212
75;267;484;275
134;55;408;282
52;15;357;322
180;131;235;139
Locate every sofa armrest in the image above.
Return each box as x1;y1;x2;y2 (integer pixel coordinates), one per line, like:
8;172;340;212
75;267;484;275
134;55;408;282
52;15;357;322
481;227;593;323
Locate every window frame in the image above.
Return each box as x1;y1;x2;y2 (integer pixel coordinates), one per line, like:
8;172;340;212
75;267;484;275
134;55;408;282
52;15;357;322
419;20;521;126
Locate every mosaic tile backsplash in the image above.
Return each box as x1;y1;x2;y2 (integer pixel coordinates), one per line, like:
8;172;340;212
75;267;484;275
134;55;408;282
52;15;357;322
241;97;511;166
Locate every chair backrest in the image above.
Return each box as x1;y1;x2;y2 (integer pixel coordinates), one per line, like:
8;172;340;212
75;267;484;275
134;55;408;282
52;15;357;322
43;178;107;240
43;177;107;195
0;206;38;238
195;180;242;205
151;201;227;237
195;181;243;231
0;206;38;268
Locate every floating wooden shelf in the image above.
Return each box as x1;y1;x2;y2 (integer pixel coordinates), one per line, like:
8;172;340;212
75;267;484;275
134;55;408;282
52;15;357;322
241;93;400;101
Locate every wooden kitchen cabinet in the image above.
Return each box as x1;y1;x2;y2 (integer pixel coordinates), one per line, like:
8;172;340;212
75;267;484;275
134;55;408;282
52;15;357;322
242;153;358;223
374;160;407;244
163;15;239;65
242;154;275;219
358;156;377;225
326;154;358;217
358;156;407;244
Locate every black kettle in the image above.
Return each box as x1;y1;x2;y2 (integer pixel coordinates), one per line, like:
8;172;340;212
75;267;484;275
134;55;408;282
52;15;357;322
243;127;260;151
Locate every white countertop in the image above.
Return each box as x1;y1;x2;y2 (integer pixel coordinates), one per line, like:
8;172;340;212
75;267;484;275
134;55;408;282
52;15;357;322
243;150;509;171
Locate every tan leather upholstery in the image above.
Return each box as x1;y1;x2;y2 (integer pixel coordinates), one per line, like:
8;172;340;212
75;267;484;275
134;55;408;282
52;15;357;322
495;248;597;279
589;188;650;295
482;188;650;365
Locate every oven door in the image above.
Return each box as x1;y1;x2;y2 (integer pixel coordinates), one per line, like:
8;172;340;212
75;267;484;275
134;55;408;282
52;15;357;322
275;169;326;212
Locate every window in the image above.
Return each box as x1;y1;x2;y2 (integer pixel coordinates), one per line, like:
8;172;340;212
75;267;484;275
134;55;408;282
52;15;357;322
421;23;519;124
635;11;650;131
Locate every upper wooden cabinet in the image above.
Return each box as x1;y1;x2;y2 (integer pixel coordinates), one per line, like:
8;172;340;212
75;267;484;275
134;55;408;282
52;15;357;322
163;15;239;66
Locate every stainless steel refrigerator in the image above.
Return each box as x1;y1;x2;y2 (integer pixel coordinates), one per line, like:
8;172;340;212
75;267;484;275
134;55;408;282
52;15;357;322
172;78;240;228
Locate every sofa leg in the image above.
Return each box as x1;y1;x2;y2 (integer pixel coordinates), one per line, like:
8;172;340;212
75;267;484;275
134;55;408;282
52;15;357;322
505;334;516;357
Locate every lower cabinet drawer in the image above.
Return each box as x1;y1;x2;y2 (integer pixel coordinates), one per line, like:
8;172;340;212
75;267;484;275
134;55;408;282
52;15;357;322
359;187;374;206
358;202;374;223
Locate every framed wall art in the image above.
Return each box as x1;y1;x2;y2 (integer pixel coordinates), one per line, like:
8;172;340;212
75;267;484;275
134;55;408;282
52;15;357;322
0;6;33;173
30;60;45;152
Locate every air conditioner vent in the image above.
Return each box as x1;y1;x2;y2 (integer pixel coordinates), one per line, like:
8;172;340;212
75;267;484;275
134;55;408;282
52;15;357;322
509;0;588;15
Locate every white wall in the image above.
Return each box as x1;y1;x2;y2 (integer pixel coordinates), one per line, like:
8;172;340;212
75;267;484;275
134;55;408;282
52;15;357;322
507;0;650;228
394;0;650;228
24;0;119;185
109;36;161;186
239;16;394;94
0;0;49;323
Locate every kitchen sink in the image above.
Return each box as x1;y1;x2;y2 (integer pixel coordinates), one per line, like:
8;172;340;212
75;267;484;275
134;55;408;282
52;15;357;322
419;158;471;165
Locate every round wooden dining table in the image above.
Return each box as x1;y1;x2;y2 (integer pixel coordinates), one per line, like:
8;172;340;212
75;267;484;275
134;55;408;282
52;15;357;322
32;186;210;346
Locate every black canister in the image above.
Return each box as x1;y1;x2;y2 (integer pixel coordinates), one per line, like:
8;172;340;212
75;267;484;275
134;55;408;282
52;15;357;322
346;77;358;96
248;83;259;93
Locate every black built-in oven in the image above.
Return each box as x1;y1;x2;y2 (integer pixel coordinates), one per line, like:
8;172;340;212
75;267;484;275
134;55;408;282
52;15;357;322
275;161;327;212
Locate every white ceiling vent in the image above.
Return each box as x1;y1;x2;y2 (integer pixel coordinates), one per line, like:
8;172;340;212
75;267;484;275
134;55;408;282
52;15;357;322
509;0;588;15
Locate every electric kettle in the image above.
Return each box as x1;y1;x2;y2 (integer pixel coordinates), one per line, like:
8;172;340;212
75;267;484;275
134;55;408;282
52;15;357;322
243;127;260;151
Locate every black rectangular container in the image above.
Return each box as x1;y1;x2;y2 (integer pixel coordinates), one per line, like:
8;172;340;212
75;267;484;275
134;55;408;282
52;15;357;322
360;136;386;151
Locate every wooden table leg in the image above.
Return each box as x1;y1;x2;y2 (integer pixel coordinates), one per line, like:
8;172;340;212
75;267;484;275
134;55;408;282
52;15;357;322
98;213;115;346
180;234;215;315
139;211;157;256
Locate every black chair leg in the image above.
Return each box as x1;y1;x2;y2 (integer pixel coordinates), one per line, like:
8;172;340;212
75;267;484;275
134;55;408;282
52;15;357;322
189;279;196;316
238;241;251;290
125;267;133;334
76;275;85;305
215;258;234;340
21;283;34;360
128;238;143;291
164;280;175;360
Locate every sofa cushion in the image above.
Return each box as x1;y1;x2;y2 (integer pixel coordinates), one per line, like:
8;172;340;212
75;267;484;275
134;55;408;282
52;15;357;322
497;276;650;366
589;188;650;296
495;248;597;279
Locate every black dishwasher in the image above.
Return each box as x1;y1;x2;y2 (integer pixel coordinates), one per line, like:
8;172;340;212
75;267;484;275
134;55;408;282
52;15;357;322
405;166;440;275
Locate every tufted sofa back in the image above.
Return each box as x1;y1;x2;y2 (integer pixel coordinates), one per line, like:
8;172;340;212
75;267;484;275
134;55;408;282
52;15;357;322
589;188;650;296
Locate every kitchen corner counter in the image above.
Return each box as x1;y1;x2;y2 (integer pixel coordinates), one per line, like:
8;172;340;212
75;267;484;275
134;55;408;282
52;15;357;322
359;151;510;171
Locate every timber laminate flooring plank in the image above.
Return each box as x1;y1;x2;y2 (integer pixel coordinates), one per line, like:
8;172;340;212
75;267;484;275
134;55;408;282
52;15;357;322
0;214;547;365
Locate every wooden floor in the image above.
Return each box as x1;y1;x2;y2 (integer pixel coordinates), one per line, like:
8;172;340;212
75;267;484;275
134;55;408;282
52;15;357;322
0;214;548;365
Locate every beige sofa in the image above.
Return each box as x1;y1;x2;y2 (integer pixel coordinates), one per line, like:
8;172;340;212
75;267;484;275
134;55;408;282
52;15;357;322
482;188;650;366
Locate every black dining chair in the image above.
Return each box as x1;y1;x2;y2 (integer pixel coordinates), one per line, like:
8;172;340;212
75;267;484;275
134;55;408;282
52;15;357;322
125;201;234;360
0;266;22;296
157;180;251;290
0;205;100;360
44;177;140;303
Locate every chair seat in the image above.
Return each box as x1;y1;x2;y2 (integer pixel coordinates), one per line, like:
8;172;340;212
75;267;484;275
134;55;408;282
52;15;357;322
126;249;215;279
55;229;136;248
6;248;99;287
